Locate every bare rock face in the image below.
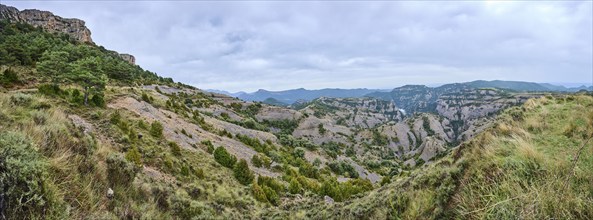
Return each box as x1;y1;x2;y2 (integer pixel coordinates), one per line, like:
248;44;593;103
417;137;446;162
118;53;136;65
1;4;93;43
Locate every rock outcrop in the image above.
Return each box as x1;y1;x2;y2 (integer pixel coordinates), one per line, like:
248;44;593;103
0;4;93;43
118;53;135;65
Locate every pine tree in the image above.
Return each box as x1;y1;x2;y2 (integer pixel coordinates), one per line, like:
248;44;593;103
233;159;254;185
214;147;236;168
252;154;262;168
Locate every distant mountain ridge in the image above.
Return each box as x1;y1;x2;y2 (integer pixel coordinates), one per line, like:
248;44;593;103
228;88;387;104
213;80;591;105
464;80;592;92
366;80;592;115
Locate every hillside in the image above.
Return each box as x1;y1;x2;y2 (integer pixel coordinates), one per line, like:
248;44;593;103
263;94;593;219
1;5;592;220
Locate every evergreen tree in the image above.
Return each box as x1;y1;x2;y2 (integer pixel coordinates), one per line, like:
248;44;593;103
150;121;163;138
251;183;268;203
70;57;107;106
233;159;254;185
214;147;236;168
252;154;262;168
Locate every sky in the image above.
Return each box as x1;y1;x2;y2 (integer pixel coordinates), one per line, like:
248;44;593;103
5;1;593;92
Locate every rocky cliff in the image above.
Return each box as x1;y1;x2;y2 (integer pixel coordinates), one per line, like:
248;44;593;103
0;4;93;43
118;53;135;65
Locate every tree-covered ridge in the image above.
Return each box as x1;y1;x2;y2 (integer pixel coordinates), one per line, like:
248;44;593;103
0;20;172;91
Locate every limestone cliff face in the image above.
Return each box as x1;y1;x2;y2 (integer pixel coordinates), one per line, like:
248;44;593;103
118;53;136;65
0;4;93;43
119;53;136;64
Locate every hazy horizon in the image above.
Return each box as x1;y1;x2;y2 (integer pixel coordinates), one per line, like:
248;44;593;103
5;1;593;92
212;81;593;94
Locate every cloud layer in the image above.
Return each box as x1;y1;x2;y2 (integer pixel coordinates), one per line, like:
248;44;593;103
6;1;593;92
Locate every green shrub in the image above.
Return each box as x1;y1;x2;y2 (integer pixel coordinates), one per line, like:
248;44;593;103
422;116;435;136
262;185;279;206
252;154;263;168
106;153;140;187
252;183;268;203
257;176;285;194
90;93;105;107
169;190;213;218
38;84;62;96
9;93;32;106
328;161;359;178
289;178;303;194
380;175;391;186
201;140;214;153
110;111;122;125
318;124;327;135
193;167;204;179
292;147;305;159
261;155;272;168
214;147;236;168
150;121;164;138
0;132;64;219
125;146;143;166
141;92;151;103
169;141;181;156
233;159;254;185
0;68;20;86
69;89;84;105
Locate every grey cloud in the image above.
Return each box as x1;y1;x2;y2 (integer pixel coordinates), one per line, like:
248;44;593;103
5;1;592;92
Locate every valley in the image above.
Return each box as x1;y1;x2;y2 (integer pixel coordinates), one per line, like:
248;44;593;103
1;4;592;220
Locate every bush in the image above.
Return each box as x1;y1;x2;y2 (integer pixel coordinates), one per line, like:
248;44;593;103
150;121;164;138
125;146;143;166
318;124;327;135
141;92;151;103
328;161;359;178
106;153;140;187
213;147;236;168
0;68;20;86
38;84;62;96
201;140;214;153
380;175;391;186
169;190;213;218
261;155;272;168
258;176;285;194
169;141;181;156
90;93;106;107
252;154;263;168
289;178;303;194
262;185;279;206
193;167;204;179
9;93;32;106
292;147;305;159
252;183;268;203
233;159;254;185
69;89;84;105
0;132;64;219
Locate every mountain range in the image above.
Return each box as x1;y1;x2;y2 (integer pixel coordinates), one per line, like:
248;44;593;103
210;80;592;106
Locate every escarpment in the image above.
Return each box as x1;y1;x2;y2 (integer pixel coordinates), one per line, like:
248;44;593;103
1;4;93;43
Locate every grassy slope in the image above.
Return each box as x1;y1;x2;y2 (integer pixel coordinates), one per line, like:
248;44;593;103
263;94;593;219
0;90;261;219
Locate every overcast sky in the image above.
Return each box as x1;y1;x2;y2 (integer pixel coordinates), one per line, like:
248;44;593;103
5;1;593;92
